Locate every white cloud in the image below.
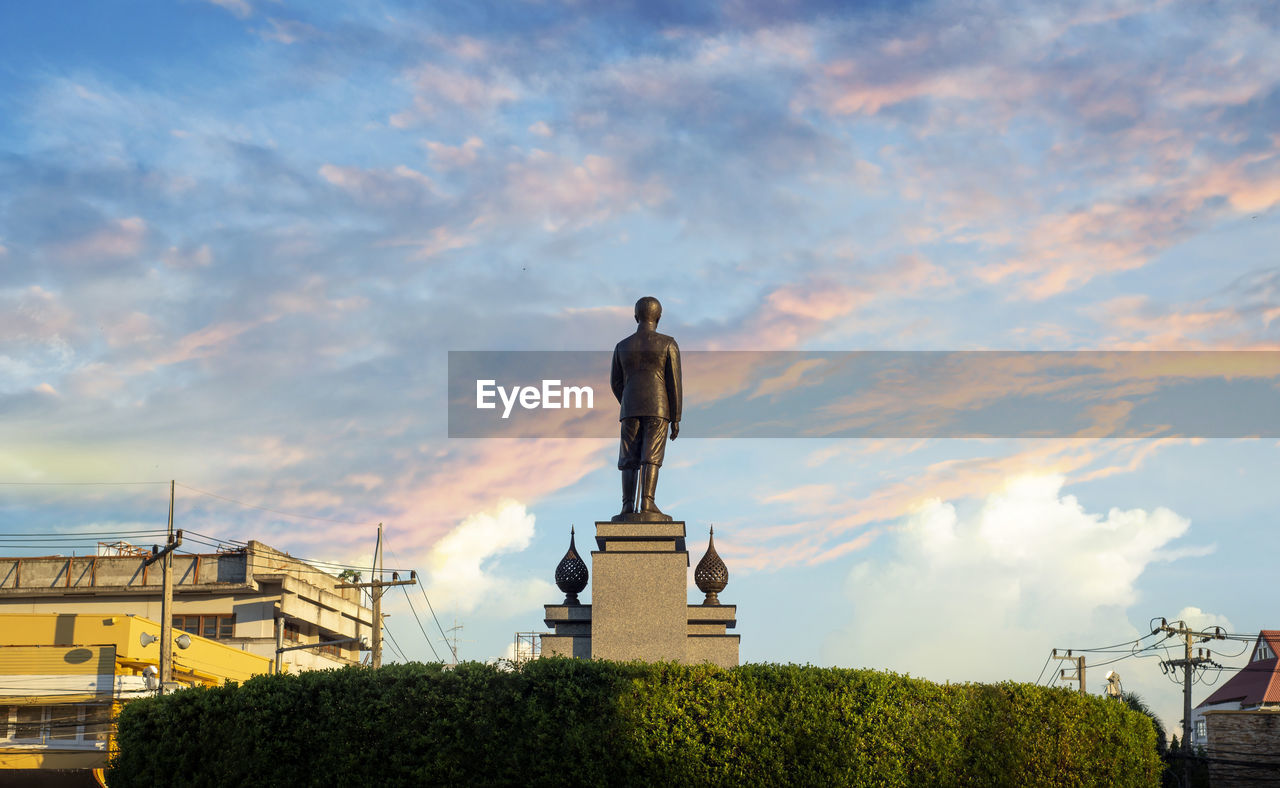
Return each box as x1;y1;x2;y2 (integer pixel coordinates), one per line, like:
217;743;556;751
824;474;1210;737
1170;605;1233;635
204;0;251;18
422;500;555;616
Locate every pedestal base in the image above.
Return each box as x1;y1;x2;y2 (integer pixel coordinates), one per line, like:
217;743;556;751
610;511;674;523
540;518;739;668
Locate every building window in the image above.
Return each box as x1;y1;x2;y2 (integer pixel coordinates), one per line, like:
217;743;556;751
319;640;346;659
1255;641;1274;662
0;705;111;746
48;705;82;741
15;706;43;740
172;614;235;640
1195;718;1206;742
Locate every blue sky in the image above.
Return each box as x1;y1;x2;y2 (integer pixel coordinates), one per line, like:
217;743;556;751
2;0;1279;735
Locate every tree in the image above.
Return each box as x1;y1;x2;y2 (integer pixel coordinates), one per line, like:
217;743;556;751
1122;691;1167;755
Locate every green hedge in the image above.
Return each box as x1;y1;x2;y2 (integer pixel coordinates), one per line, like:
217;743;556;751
108;660;1160;787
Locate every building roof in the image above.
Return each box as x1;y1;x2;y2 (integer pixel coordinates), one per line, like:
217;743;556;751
1197;631;1280;709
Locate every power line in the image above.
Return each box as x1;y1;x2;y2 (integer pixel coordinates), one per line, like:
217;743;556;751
0;531;170;538
0;481;168;486
382;622;408;663
174;482;378;526
387;545;457;664
1034;651;1053;685
400;584;444;662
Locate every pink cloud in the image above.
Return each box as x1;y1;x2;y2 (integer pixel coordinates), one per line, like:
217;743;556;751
976;151;1280;300
371;439;611;552
390;64;519;127
1090;294;1280;350
501;152;668;233
727;438;1184;571
318;163;435;205
0;286;75;346
423;137;484;168
382;224;476;261
53;217;147;263
710;258;950;351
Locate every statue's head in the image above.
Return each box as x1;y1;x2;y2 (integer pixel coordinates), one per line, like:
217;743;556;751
635;296;662;326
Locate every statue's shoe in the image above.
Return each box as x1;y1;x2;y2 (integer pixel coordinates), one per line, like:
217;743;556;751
611;510;674;523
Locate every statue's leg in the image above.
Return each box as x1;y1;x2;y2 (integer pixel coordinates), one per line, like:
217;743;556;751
638;417;668;517
620;468;638;515
639;464;664;516
617;418;640;519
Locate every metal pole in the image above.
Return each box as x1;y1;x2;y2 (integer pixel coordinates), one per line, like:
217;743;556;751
160;480;175;688
275;616;285;675
372;523;383;668
1183;630;1193;746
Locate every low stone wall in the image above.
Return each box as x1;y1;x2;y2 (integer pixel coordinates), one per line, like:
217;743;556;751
1203;709;1280;786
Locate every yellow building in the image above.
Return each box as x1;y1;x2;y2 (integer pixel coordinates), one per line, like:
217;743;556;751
0;541;374;673
0;612;270;784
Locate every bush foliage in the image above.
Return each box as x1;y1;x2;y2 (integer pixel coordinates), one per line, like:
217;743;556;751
109;660;1160;787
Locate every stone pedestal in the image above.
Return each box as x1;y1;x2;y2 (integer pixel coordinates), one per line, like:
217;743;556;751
592;521;688;662
542;519;739;667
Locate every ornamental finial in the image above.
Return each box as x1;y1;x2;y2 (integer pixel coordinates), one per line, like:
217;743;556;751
694;525;728;605
555;527;588;605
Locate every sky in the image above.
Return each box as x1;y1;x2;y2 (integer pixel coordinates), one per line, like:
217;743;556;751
2;0;1280;738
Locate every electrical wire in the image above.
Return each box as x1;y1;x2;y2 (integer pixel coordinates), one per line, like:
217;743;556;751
381;622;408;663
174;482;377;526
386;545;457;664
0;481;168;486
399;584;444;662
1034;651;1053;685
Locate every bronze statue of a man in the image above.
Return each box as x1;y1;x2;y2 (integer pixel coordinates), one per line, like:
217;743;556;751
611;296;681;522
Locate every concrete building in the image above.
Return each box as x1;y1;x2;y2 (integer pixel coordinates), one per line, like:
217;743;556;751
0;612;270;784
0;541;374;674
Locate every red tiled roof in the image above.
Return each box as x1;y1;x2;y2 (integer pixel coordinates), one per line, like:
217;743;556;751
1198;631;1280;708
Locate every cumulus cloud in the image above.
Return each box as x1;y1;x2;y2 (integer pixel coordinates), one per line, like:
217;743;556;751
1170;606;1233;635
421;500;555;616
829;475;1197;671
824;474;1212;733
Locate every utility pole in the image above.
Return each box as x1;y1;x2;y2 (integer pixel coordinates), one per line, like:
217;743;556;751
372;524;382;667
1156;618;1225;747
1052;649;1086;694
334;524;416;668
447;618;464;665
274;617;285;675
144;481;182;692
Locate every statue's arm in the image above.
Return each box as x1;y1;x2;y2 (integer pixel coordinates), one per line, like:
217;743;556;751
667;340;682;424
610;347;625;403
